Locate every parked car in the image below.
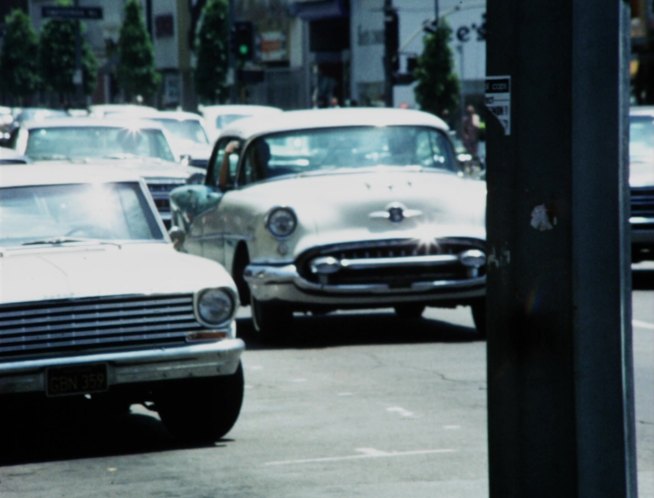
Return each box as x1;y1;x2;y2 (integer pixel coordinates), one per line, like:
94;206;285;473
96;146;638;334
198;104;283;142
0;164;244;443
170;107;487;341
110;109;214;169
7;117;205;226
629;106;654;262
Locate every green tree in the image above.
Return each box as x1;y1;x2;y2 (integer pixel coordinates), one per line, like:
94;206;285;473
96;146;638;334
194;0;230;103
40;8;98;105
117;0;160;102
413;20;460;122
0;9;41;105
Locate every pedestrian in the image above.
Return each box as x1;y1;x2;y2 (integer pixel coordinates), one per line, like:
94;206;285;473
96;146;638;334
461;104;481;158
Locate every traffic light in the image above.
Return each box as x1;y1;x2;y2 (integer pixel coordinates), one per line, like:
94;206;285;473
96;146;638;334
384;8;399;72
233;21;254;61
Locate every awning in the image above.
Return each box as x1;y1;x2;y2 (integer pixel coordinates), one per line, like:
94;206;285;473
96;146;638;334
289;0;348;21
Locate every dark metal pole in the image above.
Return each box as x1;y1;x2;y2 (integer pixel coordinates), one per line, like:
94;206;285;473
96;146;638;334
485;0;637;496
383;0;394;107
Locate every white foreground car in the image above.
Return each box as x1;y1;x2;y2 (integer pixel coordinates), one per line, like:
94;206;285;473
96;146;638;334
0;165;244;443
170;107;487;341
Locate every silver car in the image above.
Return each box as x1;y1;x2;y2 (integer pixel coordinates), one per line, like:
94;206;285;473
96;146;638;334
0;165;244;443
629;106;654;262
170;108;487;341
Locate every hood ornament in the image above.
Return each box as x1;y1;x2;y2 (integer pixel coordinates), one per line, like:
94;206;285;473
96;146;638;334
369;202;422;223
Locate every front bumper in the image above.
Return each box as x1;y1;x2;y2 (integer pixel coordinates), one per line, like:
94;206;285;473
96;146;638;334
0;338;244;395
244;262;485;306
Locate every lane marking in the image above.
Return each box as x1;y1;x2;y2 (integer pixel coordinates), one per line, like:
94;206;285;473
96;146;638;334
264;448;456;466
633;319;654;330
387;406;415;418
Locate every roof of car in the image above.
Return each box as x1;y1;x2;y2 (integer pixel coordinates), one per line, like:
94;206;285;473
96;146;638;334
18;116;168;130
199;104;283;118
0;163;144;188
218;107;450;140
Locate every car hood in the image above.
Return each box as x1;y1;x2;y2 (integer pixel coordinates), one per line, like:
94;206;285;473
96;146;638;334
0;243;235;305
237;168;487;254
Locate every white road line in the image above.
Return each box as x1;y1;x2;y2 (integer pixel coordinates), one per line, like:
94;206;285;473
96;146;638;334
264;448;456;466
386;406;415;418
633;319;654;330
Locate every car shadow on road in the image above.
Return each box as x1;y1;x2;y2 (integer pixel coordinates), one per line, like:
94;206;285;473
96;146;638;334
237;310;483;350
632;267;654;290
0;401;232;466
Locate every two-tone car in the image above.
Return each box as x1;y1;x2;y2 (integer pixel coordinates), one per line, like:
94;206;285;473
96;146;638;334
0;165;244;443
169;107;487;341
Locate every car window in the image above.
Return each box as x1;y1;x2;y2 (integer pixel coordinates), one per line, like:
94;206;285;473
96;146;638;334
243;126;457;179
0;182;164;246
24;126;176;162
209;137;241;188
157;118;209;144
240;138;271;185
630;115;654;160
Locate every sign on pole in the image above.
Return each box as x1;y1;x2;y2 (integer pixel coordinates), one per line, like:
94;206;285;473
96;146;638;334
41;6;103;20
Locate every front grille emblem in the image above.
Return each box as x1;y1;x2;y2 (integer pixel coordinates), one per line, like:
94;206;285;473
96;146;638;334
388;206;404;222
369;202;422;223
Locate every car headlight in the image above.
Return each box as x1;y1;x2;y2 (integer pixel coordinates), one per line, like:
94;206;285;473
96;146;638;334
266;207;297;238
196;288;236;326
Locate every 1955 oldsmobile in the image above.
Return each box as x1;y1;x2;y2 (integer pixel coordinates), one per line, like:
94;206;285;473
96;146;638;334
0;165;244;443
169;107;487;341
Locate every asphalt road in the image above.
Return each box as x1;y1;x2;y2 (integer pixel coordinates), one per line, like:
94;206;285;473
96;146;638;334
0;270;652;498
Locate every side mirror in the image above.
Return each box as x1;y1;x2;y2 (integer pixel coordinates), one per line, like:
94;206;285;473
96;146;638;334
168;225;186;251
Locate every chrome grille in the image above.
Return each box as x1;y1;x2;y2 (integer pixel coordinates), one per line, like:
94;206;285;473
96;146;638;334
0;294;202;360
297;238;486;287
146;180;186;216
631;186;654;225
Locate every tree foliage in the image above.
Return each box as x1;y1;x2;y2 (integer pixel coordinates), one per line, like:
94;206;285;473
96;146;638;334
413;21;460;122
0;9;41;104
194;0;230;103
117;0;161;102
40;12;97;104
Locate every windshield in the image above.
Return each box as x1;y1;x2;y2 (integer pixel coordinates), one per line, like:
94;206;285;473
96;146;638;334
156;118;209;144
630;114;654;162
25;126;177;162
241;125;457;181
0;182;165;247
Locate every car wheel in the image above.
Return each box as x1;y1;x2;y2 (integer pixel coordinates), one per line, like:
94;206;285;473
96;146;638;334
250;296;293;343
394;304;426;320
156;363;244;444
471;299;487;338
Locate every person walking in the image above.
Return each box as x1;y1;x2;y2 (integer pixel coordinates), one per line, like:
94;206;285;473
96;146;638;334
461;104;481;158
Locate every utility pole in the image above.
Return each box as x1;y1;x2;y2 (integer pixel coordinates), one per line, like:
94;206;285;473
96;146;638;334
383;0;397;107
485;1;637;497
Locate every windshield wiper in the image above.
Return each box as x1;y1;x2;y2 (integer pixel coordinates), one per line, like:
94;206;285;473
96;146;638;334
21;237;121;247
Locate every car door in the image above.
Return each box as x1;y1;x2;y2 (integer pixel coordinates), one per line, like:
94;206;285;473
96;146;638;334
196;136;243;264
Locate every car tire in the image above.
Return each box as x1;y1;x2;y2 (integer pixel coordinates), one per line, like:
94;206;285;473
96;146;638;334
471;299;487;338
250;296;292;343
156;363;244;444
394;304;426;320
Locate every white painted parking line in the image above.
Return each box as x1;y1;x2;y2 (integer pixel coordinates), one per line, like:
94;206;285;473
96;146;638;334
633;319;654;330
386;406;415;418
264;448;456;466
